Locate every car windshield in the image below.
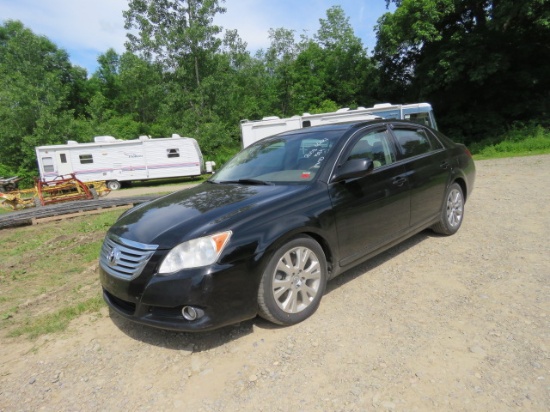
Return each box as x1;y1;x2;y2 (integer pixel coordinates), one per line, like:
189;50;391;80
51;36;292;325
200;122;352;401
211;130;341;184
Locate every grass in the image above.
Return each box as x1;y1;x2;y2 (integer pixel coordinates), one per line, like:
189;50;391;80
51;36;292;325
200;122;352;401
0;210;123;340
8;296;104;339
469;124;550;160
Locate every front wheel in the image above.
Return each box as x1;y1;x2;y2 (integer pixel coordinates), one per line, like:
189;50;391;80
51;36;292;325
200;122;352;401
432;182;464;235
257;236;327;326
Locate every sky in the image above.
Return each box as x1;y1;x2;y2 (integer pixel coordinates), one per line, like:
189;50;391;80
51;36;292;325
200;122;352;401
0;0;394;75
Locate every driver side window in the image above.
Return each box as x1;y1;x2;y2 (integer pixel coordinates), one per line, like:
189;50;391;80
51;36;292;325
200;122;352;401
348;129;396;169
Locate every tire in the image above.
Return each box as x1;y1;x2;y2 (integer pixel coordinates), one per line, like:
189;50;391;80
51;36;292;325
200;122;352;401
106;180;121;191
90;187;98;199
257;235;327;326
432;182;464;235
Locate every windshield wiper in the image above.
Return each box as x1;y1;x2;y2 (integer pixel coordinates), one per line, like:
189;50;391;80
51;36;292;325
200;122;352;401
218;179;273;186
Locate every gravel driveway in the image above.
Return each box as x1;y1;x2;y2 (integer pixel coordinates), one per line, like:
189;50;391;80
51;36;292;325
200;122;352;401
1;155;549;411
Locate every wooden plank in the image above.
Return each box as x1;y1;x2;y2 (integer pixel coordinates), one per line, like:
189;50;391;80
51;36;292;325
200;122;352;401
31;205;133;225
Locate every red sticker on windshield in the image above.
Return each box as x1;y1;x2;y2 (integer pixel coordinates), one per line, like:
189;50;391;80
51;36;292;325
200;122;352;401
301;172;311;179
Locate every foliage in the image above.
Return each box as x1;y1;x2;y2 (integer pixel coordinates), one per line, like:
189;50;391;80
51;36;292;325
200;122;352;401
124;0;226;88
0;20;84;173
0;1;548;181
375;0;550;141
470;124;550;159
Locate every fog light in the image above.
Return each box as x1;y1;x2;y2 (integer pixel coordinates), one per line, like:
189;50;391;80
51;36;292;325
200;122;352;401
182;306;204;321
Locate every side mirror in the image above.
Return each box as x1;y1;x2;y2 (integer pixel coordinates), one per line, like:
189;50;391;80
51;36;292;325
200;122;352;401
331;158;373;183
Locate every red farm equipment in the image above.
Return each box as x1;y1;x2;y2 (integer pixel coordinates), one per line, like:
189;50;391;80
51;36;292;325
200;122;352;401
0;174;110;210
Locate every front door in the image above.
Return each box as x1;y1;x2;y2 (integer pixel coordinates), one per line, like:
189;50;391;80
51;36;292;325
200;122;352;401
329;126;411;267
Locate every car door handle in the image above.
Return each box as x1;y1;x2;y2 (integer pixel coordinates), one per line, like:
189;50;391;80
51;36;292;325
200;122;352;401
440;161;450;169
392;177;408;187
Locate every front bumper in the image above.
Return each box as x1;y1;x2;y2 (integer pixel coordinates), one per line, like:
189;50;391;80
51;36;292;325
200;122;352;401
99;260;260;332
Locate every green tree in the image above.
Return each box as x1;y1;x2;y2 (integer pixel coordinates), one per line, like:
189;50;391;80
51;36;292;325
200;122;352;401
264;27;301;116
376;0;550;140
0;20;81;177
92;48;121;105
314;6;374;107
260;6;377;117
123;0;232;158
288;39;328;113
124;0;226;88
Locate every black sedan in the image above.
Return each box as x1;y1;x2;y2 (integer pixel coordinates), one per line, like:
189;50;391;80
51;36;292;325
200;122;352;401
99;120;475;331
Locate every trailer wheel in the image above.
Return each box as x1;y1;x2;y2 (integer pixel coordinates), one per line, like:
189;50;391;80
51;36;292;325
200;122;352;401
106;180;121;191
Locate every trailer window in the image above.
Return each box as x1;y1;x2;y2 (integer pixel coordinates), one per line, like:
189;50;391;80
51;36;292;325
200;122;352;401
42;157;54;172
405;112;432;128
79;154;94;164
59;153;67;163
167;148;180;158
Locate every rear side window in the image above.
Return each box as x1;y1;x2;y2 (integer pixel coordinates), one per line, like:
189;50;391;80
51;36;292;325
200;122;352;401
392;128;433;158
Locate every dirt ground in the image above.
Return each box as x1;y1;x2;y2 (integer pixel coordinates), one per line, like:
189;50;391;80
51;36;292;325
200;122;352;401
1;155;549;411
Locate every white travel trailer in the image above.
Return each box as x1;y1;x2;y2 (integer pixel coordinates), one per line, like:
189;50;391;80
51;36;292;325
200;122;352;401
240;102;438;148
35;134;205;190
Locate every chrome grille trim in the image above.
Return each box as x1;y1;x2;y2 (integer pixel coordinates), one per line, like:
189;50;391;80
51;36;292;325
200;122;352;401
100;234;159;280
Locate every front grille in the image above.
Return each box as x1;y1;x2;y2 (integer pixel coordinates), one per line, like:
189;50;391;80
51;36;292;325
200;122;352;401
100;234;158;280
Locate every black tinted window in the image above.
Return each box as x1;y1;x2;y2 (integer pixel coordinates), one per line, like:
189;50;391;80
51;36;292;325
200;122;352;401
393;128;432;158
347;129;396;169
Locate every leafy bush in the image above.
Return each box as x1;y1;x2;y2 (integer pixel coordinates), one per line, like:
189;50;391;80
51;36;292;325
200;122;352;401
470;124;550;159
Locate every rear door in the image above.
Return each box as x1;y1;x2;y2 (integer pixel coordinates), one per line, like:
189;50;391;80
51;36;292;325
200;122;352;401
389;125;450;228
328;126;410;267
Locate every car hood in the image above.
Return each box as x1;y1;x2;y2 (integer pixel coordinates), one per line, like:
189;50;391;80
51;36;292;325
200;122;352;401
108;182;308;248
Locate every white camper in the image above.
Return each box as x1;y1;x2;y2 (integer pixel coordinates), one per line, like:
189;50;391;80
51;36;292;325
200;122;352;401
35;134;205;190
240;102;438;148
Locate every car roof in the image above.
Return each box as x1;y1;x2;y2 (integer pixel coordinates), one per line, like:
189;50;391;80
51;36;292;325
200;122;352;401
276;119;427;138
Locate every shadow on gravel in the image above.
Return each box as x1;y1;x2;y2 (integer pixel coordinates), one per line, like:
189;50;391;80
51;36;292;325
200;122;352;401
325;229;433;295
108;309;262;351
106;229;437;350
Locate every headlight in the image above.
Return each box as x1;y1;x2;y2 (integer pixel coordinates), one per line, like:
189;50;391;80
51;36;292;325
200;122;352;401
158;231;232;274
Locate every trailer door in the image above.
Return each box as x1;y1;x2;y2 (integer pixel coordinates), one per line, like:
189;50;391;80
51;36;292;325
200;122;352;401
56;151;73;176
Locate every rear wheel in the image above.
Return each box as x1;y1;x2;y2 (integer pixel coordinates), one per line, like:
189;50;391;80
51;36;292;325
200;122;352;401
432;182;464;235
258;236;327;326
106;180;121;191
